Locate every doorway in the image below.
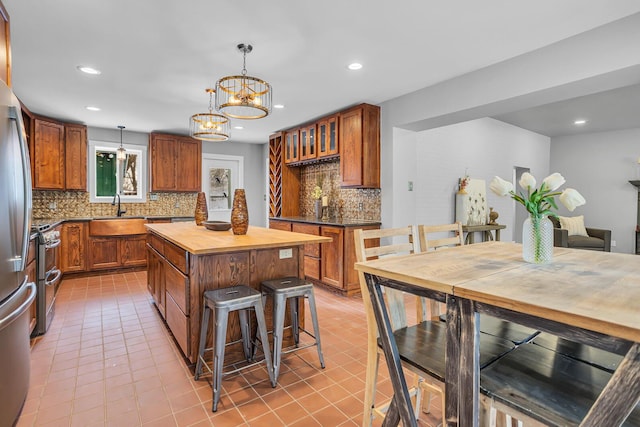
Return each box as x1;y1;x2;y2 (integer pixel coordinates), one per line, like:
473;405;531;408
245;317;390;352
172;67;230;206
202;154;244;222
513;166;529;243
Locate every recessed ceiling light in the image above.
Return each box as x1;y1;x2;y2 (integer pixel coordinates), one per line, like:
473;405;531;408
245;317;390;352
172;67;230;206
274;104;285;109
85;106;101;111
574;119;588;125
77;65;101;75
348;63;363;70
233;126;244;130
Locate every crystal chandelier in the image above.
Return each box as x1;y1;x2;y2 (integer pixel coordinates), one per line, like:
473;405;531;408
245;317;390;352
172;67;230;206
215;43;272;119
190;88;230;141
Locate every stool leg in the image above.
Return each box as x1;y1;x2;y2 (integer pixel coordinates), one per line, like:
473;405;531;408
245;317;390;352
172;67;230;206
254;301;276;387
195;304;211;380
212;307;229;412
237;308;252;361
306;290;325;369
271;293;287;383
290;296;300;346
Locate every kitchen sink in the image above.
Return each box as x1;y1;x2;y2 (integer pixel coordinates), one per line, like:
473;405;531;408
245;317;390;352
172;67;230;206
89;218;147;236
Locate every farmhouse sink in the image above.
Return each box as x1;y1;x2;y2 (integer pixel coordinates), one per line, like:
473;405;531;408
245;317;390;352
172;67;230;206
89;218;147;236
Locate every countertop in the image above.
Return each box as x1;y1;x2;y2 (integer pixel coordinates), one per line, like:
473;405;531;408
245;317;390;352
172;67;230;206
32;216;195;229
270;216;381;227
146;223;332;255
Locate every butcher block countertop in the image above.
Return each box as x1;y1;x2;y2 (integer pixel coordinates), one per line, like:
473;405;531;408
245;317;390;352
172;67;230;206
145;222;331;255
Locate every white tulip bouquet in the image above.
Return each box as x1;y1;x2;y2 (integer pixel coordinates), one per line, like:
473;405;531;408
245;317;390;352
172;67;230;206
490;172;585;219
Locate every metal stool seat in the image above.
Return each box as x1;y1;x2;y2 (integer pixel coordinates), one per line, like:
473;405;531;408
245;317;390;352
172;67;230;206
260;277;325;382
194;285;275;412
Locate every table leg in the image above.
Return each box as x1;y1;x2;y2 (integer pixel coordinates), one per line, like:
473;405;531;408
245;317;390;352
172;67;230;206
468;232;475;244
495;229;501;241
580;343;640;426
364;273;417;427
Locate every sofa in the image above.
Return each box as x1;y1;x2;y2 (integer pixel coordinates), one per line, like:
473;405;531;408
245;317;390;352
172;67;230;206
550;216;611;252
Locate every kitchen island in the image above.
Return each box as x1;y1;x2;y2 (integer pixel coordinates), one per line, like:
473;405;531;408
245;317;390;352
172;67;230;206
145;222;331;364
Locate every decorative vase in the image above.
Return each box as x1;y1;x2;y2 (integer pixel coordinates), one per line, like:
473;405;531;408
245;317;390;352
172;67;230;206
488;207;499;225
195;192;208;226
314;200;322;219
522;215;553;264
230;189;249;235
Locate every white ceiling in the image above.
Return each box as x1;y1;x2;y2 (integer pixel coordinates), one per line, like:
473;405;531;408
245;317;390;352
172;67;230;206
5;0;640;143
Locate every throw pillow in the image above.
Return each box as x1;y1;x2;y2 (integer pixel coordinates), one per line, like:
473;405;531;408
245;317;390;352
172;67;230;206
558;215;588;237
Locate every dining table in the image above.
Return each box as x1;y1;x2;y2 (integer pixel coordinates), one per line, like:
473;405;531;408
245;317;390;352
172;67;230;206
354;241;640;427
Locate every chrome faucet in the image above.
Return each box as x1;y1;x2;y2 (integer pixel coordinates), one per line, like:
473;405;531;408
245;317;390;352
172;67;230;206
112;193;126;217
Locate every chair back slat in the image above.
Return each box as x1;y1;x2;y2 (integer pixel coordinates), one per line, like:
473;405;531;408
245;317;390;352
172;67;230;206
418;222;463;252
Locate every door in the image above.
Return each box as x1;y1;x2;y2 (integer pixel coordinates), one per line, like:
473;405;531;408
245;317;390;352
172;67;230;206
202;154;244;222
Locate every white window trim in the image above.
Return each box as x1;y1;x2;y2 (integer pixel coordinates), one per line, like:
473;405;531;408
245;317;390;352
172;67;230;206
88;140;148;203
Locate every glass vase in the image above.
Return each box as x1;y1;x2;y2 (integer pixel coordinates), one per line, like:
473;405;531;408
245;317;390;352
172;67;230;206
522;215;553;263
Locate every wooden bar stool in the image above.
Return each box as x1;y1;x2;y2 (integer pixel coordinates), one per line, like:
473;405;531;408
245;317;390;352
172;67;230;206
260;277;325;382
194;285;276;412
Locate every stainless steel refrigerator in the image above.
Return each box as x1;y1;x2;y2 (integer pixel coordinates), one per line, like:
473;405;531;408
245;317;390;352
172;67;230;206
0;79;36;426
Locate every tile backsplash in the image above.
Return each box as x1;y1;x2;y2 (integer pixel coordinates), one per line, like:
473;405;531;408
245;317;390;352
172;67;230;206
299;161;381;221
32;191;197;219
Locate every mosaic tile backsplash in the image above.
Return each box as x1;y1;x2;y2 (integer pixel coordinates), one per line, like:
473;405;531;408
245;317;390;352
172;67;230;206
299;161;381;221
32;191;197;219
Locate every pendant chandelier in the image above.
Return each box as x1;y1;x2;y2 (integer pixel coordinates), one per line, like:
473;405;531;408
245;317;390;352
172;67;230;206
215;43;272;119
116;125;126;160
190;88;230;141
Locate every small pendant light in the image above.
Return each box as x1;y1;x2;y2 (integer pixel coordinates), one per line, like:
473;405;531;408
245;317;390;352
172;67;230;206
116;125;126;161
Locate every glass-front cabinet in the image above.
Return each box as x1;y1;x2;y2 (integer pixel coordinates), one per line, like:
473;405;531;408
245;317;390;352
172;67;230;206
318;114;339;158
300;123;316;161
284;128;300;164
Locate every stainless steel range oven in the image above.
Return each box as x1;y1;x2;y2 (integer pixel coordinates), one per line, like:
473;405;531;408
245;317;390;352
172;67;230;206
32;225;61;336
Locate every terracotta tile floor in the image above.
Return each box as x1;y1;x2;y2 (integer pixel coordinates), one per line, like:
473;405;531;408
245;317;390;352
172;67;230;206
18;271;442;426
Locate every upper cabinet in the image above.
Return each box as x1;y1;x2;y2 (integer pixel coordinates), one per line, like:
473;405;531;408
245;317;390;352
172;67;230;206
340;104;380;188
149;133;201;192
300;123;317;161
0;1;10;86
318;114;339;158
28;115;88;191
284;128;299;164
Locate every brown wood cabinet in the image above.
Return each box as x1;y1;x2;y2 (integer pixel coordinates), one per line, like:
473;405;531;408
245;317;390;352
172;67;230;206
64;124;87;190
88;234;147;271
299;123;317;161
0;1;10;87
284;129;300;164
268;133;300;218
318;114;339;158
60;221;87;273
292;223;321;281
33;118;65;189
270;219;379;295
147;244;166;317
149;133;202;192
340;104;380;188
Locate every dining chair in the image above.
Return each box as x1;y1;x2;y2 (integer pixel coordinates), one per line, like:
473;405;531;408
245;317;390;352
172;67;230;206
354;226;441;427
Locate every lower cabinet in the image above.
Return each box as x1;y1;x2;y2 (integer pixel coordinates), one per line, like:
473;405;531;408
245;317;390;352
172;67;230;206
60;221;87;273
147;245;165;317
292;223;321;281
88;235;147;271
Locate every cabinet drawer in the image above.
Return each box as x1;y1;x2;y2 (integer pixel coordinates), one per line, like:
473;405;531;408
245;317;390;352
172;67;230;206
165;260;189;315
269;220;292;232
292;223;321;257
304;256;320;281
165;292;189;358
164;239;188;274
147;233;165;255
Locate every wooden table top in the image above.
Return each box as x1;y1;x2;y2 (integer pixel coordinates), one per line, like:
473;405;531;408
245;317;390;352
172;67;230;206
461;224;506;231
146;222;331;255
355;241;640;342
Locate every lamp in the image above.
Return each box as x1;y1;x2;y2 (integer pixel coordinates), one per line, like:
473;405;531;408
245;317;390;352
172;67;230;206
190;88;230;141
215;43;272;119
116;125;126;161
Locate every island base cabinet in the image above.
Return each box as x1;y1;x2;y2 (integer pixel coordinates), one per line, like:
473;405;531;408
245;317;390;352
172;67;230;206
165;292;190;359
147;245;165;318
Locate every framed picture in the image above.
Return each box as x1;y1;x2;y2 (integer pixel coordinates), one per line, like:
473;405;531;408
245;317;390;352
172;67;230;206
455;178;487;226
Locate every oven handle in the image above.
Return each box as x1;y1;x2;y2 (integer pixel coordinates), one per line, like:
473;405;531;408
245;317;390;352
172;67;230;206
44;268;62;286
45;239;61;250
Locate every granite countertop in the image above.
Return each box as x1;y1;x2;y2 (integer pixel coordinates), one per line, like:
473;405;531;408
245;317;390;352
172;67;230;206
270;216;381;227
32;215;195;228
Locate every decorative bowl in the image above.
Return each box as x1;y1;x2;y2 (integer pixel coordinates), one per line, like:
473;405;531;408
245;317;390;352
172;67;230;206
203;221;232;231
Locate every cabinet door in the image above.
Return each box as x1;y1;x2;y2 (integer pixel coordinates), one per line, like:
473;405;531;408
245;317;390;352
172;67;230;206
64;124;87;190
121;235;148;268
88;237;120;270
321;226;344;289
339;108;363;187
269;220;292;232
284;129;299;164
305;124;317;160
176;138;201;191
150;134;177;191
299;127;308;160
147;246;165;318
33;118;65;189
60;222;86;273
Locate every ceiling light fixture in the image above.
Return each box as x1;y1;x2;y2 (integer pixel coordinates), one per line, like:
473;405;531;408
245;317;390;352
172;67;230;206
348;63;363;70
273;104;285;109
85;106;101;111
190;88;230;141
77;66;101;75
116;125;126;161
574;119;588;125
215;43;272;119
233;126;244;130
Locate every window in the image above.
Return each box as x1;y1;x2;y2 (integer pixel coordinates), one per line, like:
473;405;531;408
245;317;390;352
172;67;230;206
89;140;147;203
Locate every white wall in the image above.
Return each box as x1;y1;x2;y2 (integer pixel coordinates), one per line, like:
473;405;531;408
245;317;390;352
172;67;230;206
406;118;550;242
551;128;640;253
